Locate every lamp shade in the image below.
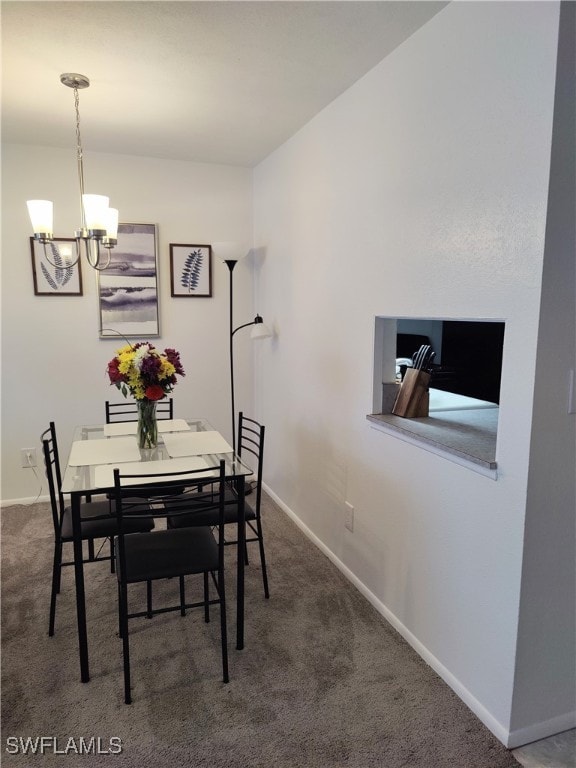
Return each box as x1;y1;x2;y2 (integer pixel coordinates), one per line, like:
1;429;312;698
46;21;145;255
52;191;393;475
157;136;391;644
212;241;246;262
82;194;110;230
251;321;272;340
27;200;53;236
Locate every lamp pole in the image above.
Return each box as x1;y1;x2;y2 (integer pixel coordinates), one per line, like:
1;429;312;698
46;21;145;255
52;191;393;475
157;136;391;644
225;259;238;452
226;258;270;453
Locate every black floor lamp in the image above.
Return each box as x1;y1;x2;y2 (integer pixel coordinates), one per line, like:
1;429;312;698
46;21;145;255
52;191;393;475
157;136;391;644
225;258;271;452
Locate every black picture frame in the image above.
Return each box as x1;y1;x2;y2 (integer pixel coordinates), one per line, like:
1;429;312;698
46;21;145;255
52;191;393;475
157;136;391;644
30;237;83;296
169;244;212;297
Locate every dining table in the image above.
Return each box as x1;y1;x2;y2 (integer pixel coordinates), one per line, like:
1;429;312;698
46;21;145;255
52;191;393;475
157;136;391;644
60;416;253;683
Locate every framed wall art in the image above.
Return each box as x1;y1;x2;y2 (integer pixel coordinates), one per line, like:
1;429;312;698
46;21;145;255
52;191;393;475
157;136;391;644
169;244;212;297
98;223;160;338
30;237;83;296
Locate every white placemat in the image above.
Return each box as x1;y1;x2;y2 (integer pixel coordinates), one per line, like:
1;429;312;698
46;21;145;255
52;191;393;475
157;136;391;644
94;456;215;488
103;419;191;437
68;437;141;466
162;431;233;458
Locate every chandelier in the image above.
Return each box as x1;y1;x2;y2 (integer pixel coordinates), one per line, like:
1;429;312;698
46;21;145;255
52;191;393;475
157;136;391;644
27;73;118;271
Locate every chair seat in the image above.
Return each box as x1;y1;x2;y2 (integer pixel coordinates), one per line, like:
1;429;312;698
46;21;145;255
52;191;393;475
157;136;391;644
167;491;256;529
117;527;218;583
60;500;154;541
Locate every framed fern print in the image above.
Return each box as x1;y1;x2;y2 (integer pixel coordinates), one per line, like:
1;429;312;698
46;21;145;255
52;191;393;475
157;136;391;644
169;244;212;297
30;237;83;296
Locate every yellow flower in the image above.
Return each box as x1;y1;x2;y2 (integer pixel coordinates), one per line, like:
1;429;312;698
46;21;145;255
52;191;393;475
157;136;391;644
159;359;176;380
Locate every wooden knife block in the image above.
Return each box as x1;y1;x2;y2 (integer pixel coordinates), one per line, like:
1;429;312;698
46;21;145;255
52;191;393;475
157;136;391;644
392;368;430;418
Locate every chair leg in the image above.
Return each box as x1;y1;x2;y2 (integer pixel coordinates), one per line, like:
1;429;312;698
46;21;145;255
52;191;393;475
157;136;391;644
146;581;153;619
88;538;95;561
119;582;132;704
204;572;210;623
48;542;62;636
110;537;116;574
117;582;123;638
55;542;63;594
218;571;229;684
256;520;270;599
179;576;186;617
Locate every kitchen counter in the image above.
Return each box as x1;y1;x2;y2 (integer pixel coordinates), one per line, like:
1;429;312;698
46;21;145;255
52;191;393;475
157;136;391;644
367;405;498;476
428;388;498;412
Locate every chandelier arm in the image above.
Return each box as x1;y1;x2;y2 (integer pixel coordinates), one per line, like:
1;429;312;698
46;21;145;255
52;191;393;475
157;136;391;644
84;239;112;271
42;241;80;270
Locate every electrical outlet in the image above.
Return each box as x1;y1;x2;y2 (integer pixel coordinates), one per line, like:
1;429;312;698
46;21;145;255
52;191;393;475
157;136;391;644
344;501;354;532
20;448;37;468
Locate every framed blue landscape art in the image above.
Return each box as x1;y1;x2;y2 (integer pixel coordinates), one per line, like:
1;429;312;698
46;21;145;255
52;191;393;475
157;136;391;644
169;244;212;298
98;223;160;338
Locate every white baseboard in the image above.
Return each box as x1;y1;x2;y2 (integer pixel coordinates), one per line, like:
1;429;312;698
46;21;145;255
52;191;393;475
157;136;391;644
263;483;574;749
507;712;576;750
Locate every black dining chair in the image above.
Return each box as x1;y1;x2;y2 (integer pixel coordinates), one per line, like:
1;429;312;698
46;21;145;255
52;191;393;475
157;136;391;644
105;398;174;423
41;422;155;637
113;460;229;704
167;413;269;599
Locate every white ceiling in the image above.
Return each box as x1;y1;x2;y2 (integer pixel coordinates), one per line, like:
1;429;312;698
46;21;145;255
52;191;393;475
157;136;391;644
1;1;448;167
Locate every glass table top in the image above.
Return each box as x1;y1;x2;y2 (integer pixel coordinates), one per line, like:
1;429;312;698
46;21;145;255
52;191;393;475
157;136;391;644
60;417;253;494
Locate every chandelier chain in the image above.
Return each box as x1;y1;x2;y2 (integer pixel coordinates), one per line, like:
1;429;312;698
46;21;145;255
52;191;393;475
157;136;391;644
74;86;86;227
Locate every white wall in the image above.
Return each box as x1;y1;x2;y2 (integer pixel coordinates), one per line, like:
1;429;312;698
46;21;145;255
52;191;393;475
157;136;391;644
1;145;254;502
510;0;576;744
253;0;562;746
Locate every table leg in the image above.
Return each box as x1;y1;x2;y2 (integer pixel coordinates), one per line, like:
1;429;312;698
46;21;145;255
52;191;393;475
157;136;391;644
236;475;246;650
71;492;90;682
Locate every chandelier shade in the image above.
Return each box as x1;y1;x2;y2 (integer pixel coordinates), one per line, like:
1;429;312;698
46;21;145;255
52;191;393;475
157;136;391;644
82;194;110;233
26;73;118;271
104;207;119;241
26;200;53;237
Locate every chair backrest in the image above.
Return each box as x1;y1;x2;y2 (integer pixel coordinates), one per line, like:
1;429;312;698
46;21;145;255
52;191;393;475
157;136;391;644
113;460;227;570
113;461;226;525
105;398;174;423
40;422;65;536
237;413;265;512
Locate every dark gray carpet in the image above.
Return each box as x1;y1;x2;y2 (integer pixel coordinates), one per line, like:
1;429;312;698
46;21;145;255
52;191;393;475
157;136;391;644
1;494;520;767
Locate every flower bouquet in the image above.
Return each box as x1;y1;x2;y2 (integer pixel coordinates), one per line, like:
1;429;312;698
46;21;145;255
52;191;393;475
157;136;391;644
106;343;185;448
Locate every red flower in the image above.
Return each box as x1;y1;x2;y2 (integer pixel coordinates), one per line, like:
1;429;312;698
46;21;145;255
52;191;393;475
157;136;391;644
107;359;124;383
144;385;165;401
